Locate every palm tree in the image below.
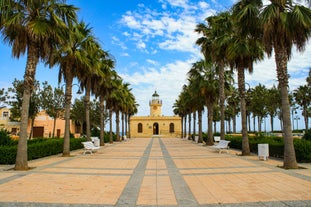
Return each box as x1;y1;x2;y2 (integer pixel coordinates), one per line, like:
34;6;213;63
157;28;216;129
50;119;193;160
78;37;102;141
294;85;311;130
0;0;77;170
49;21;95;157
260;0;311;168
93;58;115;146
266;85;281;132
250;84;269;132
195;12;232;141
187;61;208;143
229;0;264;155
226;87;240;133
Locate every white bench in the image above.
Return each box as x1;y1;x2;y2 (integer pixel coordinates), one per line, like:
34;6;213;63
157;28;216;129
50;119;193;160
214;136;221;142
82;141;100;154
212;140;230;154
123;135;128;141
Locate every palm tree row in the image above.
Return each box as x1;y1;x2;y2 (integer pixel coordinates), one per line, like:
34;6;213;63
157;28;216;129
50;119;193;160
0;0;137;170
175;0;311;169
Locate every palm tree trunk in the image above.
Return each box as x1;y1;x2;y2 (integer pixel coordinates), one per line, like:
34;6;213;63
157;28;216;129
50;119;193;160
188;113;191;139
275;46;297;168
29;118;35;140
238;67;250;155
206;103;214;145
121;112;124;140
303;108;308;130
219;61;225;140
116;110;120;141
233;113;237;133
99;97;105;146
125;113;128;138
258;116;262;133
63;68;73;157
85;78;91;141
128;115;132;138
184;116;187;139
52;117;57;138
198;110;203;143
181;116;183;138
270;114;274;132
109;108;113;143
193;111;196;136
15;43;39;170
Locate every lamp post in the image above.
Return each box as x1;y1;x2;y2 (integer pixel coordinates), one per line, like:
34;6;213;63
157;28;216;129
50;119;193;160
59;83;82;95
294;115;300;131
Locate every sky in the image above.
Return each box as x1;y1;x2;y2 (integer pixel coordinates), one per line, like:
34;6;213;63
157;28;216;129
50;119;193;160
0;0;310;131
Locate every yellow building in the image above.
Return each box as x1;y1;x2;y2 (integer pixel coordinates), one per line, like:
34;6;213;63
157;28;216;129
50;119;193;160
130;91;182;138
0;107;80;138
0;107;20;135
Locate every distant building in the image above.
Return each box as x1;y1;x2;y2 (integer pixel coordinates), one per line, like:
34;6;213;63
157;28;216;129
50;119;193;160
0;107;20;135
0;107;80;138
129;91;182;138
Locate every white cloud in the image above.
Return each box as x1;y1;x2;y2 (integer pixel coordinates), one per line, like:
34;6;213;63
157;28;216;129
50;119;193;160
147;59;158;65
120;57;197;116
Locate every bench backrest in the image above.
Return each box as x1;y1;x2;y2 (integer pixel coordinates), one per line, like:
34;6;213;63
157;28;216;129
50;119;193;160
82;141;95;149
217;140;230;147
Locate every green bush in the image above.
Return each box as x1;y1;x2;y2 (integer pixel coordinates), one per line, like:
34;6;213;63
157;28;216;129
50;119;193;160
0;138;86;164
302;130;311;141
225;135;311;163
0;129;14;146
0;145;17;164
294;139;311;163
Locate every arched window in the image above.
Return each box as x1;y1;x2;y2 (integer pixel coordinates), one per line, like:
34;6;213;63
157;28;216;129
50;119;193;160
169;123;174;133
138;123;143;133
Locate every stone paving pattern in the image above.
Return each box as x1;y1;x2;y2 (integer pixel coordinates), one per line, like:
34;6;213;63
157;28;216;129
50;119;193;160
0;137;310;207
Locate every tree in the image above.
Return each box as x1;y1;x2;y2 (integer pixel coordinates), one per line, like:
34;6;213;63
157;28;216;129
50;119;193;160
266;85;281;132
294;85;311;130
250;84;268;133
7;79;40;139
260;0;311;168
40;82;65;137
0;88;6;107
229;0;264;155
226;87;240;133
70;96;85;135
195;12;232;141
0;0;77;170
187;60;208;143
48;21;96;157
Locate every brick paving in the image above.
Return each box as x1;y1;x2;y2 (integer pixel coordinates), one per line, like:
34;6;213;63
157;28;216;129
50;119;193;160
0;137;310;207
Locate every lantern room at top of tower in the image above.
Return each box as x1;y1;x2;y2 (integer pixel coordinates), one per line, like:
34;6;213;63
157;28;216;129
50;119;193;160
150;91;162;105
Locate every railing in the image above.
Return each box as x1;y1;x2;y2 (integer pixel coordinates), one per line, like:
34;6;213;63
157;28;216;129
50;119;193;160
149;100;162;105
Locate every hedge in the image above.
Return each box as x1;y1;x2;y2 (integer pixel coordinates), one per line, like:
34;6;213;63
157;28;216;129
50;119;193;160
0;138;86;165
225;135;311;163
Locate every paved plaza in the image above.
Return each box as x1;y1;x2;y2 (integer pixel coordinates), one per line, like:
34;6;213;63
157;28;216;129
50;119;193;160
0;138;311;207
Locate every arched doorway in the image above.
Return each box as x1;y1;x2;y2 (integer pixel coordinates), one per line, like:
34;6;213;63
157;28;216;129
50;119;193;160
153;123;159;135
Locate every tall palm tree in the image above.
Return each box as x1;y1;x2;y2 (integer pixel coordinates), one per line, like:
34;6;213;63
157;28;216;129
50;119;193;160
49;21;94;157
0;0;77;170
261;0;311;168
294;85;311;130
187;60;210;143
78;37;103;141
229;0;264;155
195;12;232;141
226;87;240;133
93;58;115;146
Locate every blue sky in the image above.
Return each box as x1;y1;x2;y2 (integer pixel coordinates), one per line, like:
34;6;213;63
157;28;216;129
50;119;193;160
0;0;310;131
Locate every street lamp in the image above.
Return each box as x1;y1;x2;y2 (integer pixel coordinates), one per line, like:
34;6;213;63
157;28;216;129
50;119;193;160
59;83;82;95
294;115;300;131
